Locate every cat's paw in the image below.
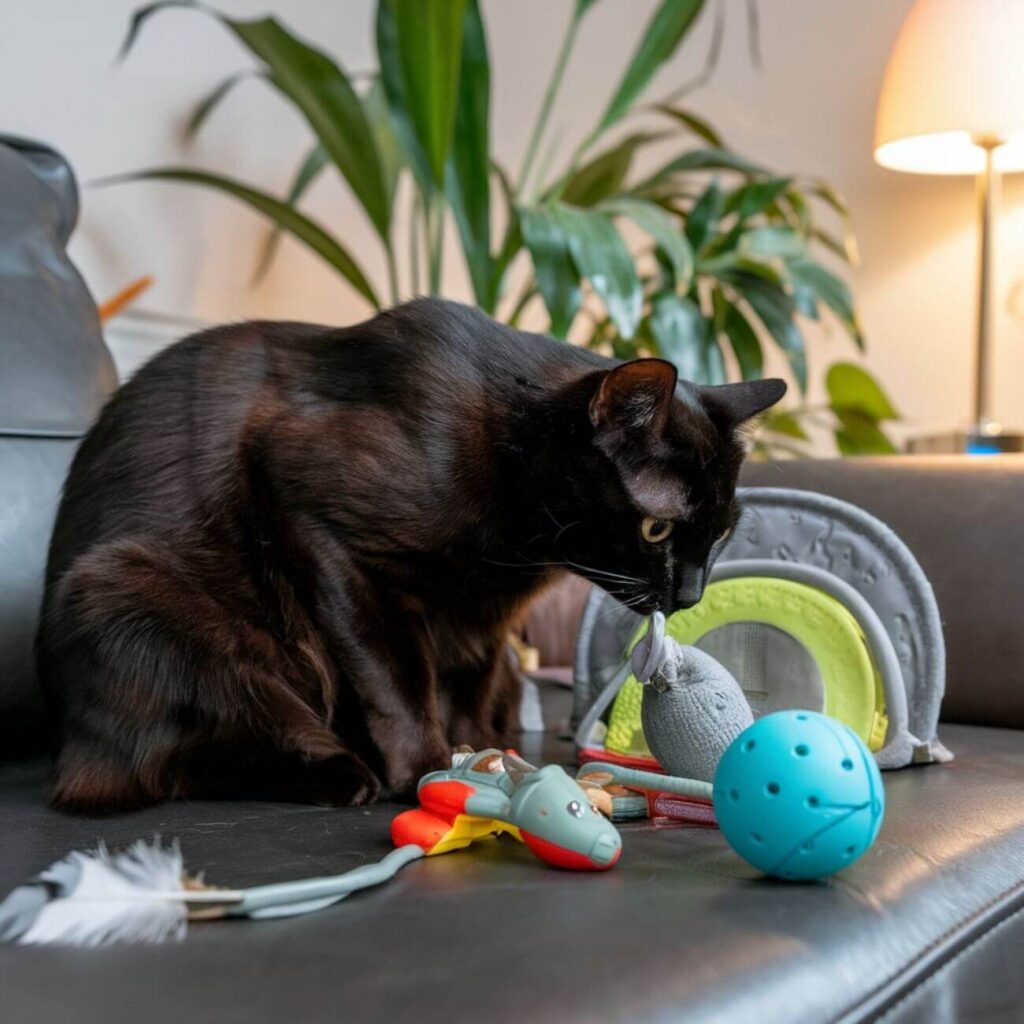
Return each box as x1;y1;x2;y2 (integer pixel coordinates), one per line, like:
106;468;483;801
306;752;381;806
449;716;504;752
388;746;452;801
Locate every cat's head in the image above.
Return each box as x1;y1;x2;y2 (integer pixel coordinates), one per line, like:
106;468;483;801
547;359;785;616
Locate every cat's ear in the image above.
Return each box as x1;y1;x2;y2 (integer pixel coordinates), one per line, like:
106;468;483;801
590;359;678;432
697;378;787;429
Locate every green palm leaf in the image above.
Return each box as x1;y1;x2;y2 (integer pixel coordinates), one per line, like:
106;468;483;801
596;0;706;133
252;144;329;283
519;207;582;338
601;197;693;291
555;204;643;339
105;167;379;308
712;288;763;379
722;269;806;391
122;3;392;242
788;258;864;348
183;68;266;142
560;133;667;207
446;0;494;309
649;292;725;384
389;0;467;187
230;17;392;241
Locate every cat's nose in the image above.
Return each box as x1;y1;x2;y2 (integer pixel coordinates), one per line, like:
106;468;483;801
674;570;706;609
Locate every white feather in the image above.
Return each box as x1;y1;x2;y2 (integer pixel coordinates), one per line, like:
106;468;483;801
18;840;188;947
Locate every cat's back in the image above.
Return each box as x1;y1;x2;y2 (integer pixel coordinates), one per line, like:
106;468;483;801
377;297;608;394
45;301;605;578
46;319;337;579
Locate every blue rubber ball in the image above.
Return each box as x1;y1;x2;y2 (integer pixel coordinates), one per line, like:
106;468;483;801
712;710;884;880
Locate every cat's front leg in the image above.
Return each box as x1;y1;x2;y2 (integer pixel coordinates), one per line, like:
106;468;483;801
329;640;451;797
443;640;523;752
313;593;450;797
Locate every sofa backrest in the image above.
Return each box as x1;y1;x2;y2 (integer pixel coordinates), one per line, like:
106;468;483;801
742;456;1024;730
0;136;117;757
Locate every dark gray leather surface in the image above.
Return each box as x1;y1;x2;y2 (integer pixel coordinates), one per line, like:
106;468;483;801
0;439;77;755
1;683;1022;1024
0;137;116;752
0;136;116;436
743;455;1024;730
875;907;1024;1024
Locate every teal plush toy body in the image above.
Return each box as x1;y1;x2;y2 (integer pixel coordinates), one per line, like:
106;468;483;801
712;710;885;880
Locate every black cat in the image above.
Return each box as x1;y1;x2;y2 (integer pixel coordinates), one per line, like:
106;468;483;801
36;298;784;811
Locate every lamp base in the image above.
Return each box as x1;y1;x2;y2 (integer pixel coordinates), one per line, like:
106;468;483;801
906;423;1024;455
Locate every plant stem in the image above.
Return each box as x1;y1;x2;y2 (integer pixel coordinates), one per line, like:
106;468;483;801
546;123;599;204
427;192;444;295
410;190;423;296
516;6;584;197
385;245;400;306
659;0;726;105
506;279;538;327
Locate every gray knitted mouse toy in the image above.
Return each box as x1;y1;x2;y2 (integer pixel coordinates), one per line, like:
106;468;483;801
631;612;754;783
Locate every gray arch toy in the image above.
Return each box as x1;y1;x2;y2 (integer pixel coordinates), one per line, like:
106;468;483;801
573;487;952;770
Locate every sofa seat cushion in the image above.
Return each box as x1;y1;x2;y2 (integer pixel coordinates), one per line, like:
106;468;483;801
1;710;1023;1024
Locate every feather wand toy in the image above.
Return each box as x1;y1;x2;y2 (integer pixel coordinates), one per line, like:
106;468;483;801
0;749;621;947
0;838;425;947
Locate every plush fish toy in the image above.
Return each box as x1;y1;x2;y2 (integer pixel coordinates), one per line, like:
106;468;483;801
0;750;618;948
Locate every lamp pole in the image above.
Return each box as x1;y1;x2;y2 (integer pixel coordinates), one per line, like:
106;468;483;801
973;135;1001;435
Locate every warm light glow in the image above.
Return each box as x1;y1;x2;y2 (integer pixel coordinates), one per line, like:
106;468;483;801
875;132;1024;176
874;0;1024;176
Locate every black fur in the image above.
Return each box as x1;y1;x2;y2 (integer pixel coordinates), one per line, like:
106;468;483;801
36;298;784;812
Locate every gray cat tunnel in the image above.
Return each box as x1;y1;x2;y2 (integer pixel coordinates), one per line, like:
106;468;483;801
573;488;950;770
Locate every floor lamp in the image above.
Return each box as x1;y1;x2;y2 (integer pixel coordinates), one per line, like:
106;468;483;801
875;0;1024;453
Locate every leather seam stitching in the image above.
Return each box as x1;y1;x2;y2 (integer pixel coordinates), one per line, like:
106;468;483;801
873;899;1024;1024
832;877;1024;1024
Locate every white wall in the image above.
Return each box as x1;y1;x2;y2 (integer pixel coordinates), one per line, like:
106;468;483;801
4;0;1024;440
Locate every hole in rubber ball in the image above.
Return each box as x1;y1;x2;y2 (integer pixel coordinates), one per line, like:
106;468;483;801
796;713;809;721
844;845;857;858
766;781;781;796
728;788;739;803
841;758;854;771
806;795;820;808
742;739;756;753
801;840;815;852
794;744;810;757
750;832;764;844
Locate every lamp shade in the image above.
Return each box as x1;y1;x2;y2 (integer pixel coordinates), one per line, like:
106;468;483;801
875;0;1024;174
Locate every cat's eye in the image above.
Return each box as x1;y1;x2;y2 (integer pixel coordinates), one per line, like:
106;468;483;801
641;516;674;544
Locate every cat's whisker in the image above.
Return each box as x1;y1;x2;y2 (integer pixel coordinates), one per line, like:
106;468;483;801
481;557;560;572
562;559;644;585
481;555;643;589
552;519;582;543
541;503;566;532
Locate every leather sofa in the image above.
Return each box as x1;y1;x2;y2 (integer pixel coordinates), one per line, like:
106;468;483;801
2;138;1024;1024
0;136;117;758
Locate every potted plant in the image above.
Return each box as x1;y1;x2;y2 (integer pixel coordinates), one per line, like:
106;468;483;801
116;0;898;456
